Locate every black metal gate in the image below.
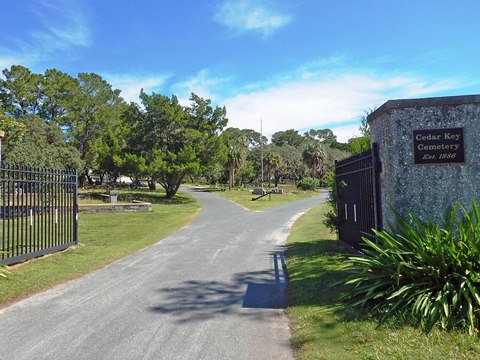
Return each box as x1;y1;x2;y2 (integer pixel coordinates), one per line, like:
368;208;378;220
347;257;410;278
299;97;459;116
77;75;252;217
335;143;381;249
0;164;78;265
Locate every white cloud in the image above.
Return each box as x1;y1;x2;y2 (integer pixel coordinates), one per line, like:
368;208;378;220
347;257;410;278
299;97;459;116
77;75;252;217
161;55;464;142
0;56;21;72
0;0;91;69
330;124;362;143
221;72;461;140
170;69;232;105
29;0;91;53
103;73;171;104
214;0;291;37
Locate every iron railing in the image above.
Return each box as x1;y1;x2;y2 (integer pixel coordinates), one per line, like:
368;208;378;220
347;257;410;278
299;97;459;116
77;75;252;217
0;164;78;265
335;143;381;249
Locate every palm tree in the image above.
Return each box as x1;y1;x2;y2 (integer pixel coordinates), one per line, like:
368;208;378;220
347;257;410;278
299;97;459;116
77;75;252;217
264;149;281;187
302;142;326;179
226;143;244;189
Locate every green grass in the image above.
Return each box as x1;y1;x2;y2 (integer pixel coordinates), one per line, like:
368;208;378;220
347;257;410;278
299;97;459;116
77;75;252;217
0;191;200;306
211;184;318;211
286;203;480;360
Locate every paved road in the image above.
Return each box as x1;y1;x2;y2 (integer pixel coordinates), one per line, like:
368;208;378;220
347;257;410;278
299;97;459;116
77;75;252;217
0;189;327;360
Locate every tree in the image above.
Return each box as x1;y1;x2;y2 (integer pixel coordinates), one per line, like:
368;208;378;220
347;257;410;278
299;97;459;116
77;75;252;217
275;144;305;184
0;65;42;116
264;148;281;187
226;143;244;189
221;128;248;189
5;115;83;169
348;109;374;155
302;142;326;179
186;93;228;136
185;93;228;183
0;65;85;170
271;129;304;147
115;152;147;184
349;137;371;154
241;128;267;149
237;160;255;187
304;128;337;143
123;91;227;198
40;69;79;123
66;73;126;185
0;111;25;154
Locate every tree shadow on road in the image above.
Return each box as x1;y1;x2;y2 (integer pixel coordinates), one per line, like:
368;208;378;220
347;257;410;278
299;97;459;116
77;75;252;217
149;253;288;323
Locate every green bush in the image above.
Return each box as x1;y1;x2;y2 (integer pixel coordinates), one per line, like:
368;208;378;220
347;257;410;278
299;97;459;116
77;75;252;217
296;177;319;191
341;201;480;335
323;170;338;232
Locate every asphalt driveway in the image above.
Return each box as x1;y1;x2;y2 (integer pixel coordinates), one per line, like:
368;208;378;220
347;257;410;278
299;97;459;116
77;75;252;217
0;189;327;360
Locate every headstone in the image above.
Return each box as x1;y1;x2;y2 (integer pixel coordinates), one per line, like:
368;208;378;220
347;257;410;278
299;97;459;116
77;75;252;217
252;188;266;195
109;190;119;203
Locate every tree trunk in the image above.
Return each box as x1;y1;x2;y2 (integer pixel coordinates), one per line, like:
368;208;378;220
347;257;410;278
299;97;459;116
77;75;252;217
82;170;93;186
228;166;234;190
274;176;280;187
148;179;156;190
165;188;176;199
162;177;183;199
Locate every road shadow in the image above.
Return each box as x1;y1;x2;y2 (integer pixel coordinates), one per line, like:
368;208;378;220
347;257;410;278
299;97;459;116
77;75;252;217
149;253;288;323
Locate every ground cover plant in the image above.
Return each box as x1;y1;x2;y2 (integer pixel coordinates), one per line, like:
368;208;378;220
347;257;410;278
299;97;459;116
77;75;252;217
0;190;199;306
342;201;480;335
213;184;319;211
286;203;480;359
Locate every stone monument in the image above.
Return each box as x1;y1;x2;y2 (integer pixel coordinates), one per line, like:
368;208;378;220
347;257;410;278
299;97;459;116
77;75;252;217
368;94;480;225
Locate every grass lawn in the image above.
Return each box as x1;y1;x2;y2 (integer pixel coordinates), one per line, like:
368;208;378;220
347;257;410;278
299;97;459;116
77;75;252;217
0;190;200;307
210;184;319;211
286;203;480;360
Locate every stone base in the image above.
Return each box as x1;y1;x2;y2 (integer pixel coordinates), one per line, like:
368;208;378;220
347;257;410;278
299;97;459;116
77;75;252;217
78;202;152;213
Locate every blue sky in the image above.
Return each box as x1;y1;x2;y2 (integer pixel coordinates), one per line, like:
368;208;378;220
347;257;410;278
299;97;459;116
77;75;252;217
1;0;480;141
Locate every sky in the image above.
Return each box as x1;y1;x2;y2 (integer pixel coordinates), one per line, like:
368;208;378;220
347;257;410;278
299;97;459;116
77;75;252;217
1;0;480;142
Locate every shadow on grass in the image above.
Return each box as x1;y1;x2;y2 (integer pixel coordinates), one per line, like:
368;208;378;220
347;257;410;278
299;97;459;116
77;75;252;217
286;238;368;325
286;238;480;360
189;187;226;193
123;191;197;205
79;190;196;205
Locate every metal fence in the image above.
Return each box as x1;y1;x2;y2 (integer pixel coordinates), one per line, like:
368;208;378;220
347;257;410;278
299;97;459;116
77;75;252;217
0;164;78;265
335;143;382;249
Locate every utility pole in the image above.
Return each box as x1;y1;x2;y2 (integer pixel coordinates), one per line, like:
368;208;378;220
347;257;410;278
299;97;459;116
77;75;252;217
260;119;264;193
0;130;4;165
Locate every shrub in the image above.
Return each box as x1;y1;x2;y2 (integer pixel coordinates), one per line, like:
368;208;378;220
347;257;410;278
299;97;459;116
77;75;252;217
341;200;480;335
296;177;319;191
323;170;338;232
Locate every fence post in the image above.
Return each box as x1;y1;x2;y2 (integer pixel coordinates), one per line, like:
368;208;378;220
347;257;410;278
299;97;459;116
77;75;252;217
371;142;382;232
73;169;78;245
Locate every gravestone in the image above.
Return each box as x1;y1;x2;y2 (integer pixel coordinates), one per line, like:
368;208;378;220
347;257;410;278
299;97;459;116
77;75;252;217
368;94;480;225
252;188;266;195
